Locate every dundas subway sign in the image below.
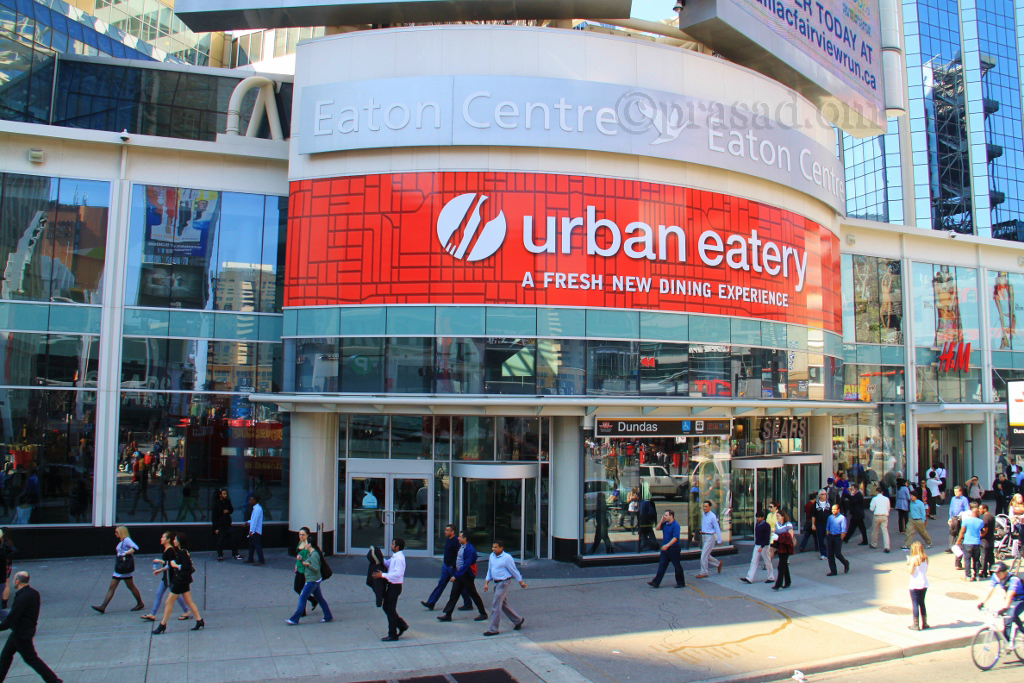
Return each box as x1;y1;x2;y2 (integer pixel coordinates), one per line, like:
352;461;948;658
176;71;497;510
298;75;847;215
285;172;842;334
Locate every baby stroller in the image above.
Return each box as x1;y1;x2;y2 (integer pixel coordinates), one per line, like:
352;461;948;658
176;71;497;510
994;514;1020;561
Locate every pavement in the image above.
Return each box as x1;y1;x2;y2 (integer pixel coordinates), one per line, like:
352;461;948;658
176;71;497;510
2;513;1000;683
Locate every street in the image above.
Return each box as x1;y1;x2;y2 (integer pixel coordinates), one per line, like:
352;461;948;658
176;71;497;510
773;647;1024;683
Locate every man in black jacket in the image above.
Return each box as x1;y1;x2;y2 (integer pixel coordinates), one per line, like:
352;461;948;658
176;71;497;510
212;488;240;562
0;572;60;683
421;524;471;611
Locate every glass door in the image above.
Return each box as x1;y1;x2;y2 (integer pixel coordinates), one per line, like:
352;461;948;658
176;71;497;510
462;478;534;559
349;473;432;556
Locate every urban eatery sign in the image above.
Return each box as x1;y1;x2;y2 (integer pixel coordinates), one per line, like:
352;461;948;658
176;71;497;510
595;419;733;438
298;76;847;214
285;172;842;333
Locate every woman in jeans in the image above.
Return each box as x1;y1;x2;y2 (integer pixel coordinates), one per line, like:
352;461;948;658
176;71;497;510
772;511;794;591
286;526;333;625
92;525;144;613
907;541;929;630
141;531;191;622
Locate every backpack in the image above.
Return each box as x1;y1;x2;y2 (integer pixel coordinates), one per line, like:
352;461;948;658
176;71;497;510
826;486;840;507
317;548;333;580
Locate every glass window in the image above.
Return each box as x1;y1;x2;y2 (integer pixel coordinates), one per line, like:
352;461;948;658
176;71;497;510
121;337;167;391
587;341;637;395
261;196;286;313
293;338;338;393
497;417;540;461
50;178;110;304
485;338;535;395
391;416;431;460
689;345;732;397
115;393;288;524
386;337;432;393
536;339;585;395
348;415;388;459
916;364;939;402
639;342;688;396
435;337;484;394
452;416;494;461
206;341;257;392
0;174;55;301
340;337;384;393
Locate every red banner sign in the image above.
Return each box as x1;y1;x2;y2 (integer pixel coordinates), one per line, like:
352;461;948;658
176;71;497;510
286;173;841;333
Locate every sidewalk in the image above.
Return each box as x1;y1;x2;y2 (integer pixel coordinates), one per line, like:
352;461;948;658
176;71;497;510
5;515;986;683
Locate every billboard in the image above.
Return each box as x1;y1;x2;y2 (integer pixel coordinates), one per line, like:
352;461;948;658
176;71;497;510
285;172;843;333
298;76;847;215
176;0;632;32
677;0;886;136
1009;380;1024;450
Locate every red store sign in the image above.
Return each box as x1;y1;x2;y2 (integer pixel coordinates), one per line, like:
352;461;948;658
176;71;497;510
286;172;842;333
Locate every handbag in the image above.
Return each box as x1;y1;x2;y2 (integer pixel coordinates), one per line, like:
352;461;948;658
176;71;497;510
115;553;135;575
317;548;333;580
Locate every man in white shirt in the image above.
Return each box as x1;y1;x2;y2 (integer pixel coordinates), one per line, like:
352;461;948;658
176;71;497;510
696;501;723;578
482;539;526;636
372;538;408;641
868;486;891;553
245;495;264;565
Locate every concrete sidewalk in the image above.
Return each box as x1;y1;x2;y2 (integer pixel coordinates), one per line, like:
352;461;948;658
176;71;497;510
4;515;991;683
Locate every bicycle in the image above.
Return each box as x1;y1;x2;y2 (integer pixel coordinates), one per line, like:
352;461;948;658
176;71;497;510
971;606;1024;670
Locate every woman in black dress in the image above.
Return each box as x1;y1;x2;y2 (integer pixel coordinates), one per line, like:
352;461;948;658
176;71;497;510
152;532;204;633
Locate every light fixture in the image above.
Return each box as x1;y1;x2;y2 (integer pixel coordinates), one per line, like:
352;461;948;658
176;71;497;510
1017;256;1024;268
845;234;856;246
27;149;43;164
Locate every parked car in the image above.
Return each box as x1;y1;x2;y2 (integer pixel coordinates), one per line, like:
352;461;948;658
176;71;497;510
640;465;687;500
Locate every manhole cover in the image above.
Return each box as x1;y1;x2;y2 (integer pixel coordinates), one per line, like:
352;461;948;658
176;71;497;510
947;591;979;600
879;606;912;616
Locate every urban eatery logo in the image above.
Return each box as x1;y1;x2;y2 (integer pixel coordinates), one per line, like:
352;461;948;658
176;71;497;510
436;193;507;262
937;341;971;373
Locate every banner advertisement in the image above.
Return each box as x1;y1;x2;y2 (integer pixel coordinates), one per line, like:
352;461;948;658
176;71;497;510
286;172;842;333
1009;380;1024;450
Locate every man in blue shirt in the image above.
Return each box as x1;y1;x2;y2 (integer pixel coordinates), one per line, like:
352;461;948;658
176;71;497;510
956;506;985;580
825;504;850;576
421;524;471;611
245;495;265;565
647;509;685;588
978;561;1024;643
697;501;723;578
482;539;527;636
436;531;488;622
902;490;932;550
947;485;969;561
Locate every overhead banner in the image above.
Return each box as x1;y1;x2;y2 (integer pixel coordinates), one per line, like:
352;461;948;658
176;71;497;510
285;172;843;333
1009;380;1024;450
595;419;733;438
298;75;846;214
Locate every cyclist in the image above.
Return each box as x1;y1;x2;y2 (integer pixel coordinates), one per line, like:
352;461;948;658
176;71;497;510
978;561;1024;645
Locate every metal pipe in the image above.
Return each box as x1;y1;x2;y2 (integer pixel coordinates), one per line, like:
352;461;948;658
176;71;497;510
226;75;277;135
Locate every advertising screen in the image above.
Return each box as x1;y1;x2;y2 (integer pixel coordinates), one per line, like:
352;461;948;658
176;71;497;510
1009;380;1024;450
285;172;842;333
678;0;886;136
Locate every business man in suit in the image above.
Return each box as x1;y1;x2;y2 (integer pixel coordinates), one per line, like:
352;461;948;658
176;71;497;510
0;572;61;682
436;531;488;622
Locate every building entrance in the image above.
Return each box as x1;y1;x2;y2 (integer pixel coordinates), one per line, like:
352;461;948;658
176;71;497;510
917;424;969;489
347;468;433;556
454;462;539;560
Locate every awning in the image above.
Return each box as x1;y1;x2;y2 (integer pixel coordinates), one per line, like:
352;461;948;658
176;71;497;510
911;403;1005;424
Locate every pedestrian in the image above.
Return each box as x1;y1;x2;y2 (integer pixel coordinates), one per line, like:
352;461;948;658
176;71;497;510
149;469;168;523
902;490;932;549
869;486;891;553
771;511;794;591
637;497;658;552
151;532;205;634
742;510;775;585
647;509;685;588
980;503;996;579
211;488;241;562
482;539;527;636
955;505;984;581
436;531;488;623
797;493;818;553
843;483;869;545
90;526;144;613
967;476;985;505
924;472;942;519
0;530;15;609
695;501;722;578
811;490;831;561
825;503;850;576
372;538;409;642
245;494;265;565
286;527;333;625
895;479;911;534
421;524;472;611
589;493;614;554
0;572;61;683
947;485;969;564
140;531;190;622
977;561;1024;644
292;526;320;617
906;541;929;630
626;487;640;531
765;501;780;564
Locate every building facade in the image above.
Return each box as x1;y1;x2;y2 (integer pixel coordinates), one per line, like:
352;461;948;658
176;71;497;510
0;19;1014;563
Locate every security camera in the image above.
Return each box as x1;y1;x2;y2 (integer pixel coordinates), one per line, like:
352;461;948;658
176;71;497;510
673;0;684;11
120;129;129;142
